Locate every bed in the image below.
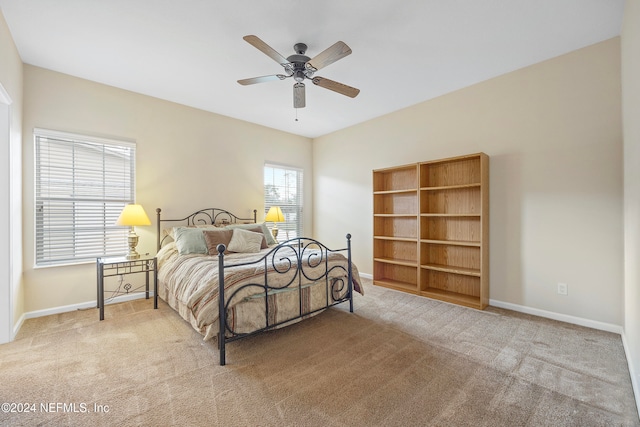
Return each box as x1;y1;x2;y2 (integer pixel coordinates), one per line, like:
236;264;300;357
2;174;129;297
155;207;363;365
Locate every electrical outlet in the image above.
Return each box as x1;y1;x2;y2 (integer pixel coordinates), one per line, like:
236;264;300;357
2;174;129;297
557;282;568;296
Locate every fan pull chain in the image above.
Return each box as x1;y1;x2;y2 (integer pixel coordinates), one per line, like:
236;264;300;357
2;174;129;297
295;109;299;122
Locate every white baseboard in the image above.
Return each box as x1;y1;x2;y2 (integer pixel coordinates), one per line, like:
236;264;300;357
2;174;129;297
489;298;623;335
18;292;154;323
12;313;25;339
621;332;640;421
359;272;373;280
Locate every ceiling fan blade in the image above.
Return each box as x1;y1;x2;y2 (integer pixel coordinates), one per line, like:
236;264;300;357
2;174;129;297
312;77;360;98
238;75;287;85
306;41;352;72
243;35;289;66
293;82;306;108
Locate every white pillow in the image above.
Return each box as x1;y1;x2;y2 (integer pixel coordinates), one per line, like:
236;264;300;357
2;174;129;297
227;228;264;253
227;223;277;246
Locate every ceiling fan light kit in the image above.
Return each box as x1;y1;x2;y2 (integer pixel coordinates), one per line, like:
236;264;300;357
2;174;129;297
238;35;360;109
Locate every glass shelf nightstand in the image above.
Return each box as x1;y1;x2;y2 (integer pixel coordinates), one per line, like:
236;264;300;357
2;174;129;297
96;256;158;320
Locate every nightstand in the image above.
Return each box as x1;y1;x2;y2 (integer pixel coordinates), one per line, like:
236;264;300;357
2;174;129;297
96;256;158;320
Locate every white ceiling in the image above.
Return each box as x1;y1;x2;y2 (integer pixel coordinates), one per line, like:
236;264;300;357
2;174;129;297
0;0;625;138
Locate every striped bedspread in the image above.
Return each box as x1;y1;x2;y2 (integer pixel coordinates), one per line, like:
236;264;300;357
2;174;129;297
157;242;363;340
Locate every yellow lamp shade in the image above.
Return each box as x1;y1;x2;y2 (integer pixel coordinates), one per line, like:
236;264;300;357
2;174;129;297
264;206;284;223
116;204;151;227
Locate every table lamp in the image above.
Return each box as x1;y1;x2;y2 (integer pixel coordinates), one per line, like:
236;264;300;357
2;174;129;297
116;204;151;259
264;206;285;239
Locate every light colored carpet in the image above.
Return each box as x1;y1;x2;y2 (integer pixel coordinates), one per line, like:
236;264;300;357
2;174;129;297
0;278;638;426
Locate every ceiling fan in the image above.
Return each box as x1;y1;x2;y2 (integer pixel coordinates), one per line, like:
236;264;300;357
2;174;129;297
237;35;360;109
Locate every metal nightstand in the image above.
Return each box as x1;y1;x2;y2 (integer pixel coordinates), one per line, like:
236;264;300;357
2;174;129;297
96;256;158;320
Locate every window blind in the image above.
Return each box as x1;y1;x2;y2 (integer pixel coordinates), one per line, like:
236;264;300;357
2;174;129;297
264;164;303;240
34;129;136;266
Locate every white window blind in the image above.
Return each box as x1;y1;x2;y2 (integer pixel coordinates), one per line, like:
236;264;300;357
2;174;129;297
34;129;135;266
264;164;303;240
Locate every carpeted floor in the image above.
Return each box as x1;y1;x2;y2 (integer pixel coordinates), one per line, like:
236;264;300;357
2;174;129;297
0;278;638;426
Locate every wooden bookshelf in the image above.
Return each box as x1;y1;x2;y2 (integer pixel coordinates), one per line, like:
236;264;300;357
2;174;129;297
373;153;489;309
372;164;419;293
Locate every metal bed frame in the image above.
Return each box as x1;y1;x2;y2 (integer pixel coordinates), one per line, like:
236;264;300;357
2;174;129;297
156;207;354;365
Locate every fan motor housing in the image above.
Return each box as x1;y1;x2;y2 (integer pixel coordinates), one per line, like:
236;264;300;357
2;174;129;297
287;45;312;82
287;54;310;64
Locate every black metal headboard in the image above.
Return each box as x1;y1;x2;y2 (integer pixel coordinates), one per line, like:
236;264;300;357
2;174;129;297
156;208;258;250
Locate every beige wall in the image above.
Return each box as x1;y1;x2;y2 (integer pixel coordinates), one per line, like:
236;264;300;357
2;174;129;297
313;38;623;326
0;9;24;338
622;0;640;409
22;65;312;312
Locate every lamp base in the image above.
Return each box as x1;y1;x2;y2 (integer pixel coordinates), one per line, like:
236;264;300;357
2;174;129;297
126;229;141;260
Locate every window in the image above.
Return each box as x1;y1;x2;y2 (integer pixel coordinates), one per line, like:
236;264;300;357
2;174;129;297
264;164;303;240
34;129;135;266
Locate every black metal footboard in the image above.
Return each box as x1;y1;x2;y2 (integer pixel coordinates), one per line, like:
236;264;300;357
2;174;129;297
216;235;354;366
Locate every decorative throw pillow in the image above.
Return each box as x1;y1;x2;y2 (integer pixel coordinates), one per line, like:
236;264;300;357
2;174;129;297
227;228;265;253
160;228;175;246
227;223;277;246
237;226;268;249
173;227;208;255
202;229;235;255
